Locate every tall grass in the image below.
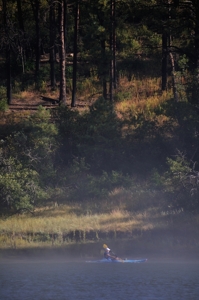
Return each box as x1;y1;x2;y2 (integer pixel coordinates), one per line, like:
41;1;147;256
1;203;198;249
115;76;172;120
0;206;146;235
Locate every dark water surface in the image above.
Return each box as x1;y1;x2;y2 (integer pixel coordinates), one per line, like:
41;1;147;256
0;259;199;300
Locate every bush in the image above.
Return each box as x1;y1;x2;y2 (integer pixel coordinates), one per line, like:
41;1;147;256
70;171;131;201
0;99;8;112
0;86;8;111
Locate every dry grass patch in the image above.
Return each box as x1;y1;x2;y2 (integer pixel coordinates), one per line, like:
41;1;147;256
0;206;149;235
1;205;198;249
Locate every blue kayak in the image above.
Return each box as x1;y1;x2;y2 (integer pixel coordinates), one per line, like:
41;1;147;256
86;258;147;263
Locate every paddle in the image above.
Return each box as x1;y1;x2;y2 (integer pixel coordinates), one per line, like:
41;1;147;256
112;256;125;262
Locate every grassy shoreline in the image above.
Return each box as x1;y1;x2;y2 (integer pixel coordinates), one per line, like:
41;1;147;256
1;205;199;260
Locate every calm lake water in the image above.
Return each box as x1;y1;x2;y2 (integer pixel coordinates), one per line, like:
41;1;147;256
0;259;199;300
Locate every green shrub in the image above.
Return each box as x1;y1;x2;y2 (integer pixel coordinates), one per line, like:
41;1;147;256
70;171;131;201
0;99;8;112
114;90;132;102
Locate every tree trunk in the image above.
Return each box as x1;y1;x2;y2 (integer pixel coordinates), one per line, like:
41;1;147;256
168;1;178;102
3;0;12;104
17;0;25;73
49;0;56;90
35;0;41;87
109;0;116;101
30;0;41;87
168;33;178;102
161;31;168;91
6;48;12;105
59;0;67;105
112;0;117;90
101;39;107;100
109;0;114;101
71;0;79;107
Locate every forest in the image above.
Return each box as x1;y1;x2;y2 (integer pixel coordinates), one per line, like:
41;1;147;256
0;0;199;250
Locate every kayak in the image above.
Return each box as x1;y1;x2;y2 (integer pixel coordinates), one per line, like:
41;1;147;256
86;258;147;263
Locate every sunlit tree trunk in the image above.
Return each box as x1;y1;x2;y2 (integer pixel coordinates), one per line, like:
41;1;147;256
169;47;178;102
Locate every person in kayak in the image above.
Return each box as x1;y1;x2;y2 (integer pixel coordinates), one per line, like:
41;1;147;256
103;244;118;260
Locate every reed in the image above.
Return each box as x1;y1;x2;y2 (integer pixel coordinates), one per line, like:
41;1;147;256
1;199;198;250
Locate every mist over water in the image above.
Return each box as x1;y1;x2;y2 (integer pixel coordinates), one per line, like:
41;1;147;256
1;258;199;300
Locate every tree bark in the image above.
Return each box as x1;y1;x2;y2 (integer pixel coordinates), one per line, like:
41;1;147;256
49;0;56;90
109;0;116;101
101;39;107;100
35;0;41;86
168;1;178;102
161;31;168;91
3;0;12;104
6;48;12;105
112;0;117;90
17;0;26;73
169;48;178;102
109;0;114;101
71;0;79;107
30;0;41;87
59;0;67;105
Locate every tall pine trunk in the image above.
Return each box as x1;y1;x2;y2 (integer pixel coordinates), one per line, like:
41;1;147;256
35;0;41;87
3;0;12;104
6;48;12;105
101;39;107;100
49;0;56;90
109;0;116;101
17;0;25;73
71;0;79;107
59;0;67;105
112;0;117;90
168;1;178;102
161;31;168;91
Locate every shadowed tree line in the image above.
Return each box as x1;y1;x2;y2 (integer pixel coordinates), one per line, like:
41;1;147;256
0;0;199;215
0;94;199;214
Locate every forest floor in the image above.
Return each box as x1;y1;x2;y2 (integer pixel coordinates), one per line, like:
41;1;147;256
7;89;97;113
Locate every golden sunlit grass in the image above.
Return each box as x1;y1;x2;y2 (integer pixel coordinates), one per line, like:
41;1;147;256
0;189;162;250
115;76;172;120
0;206;156;249
0;206;146;235
1;203;198;250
